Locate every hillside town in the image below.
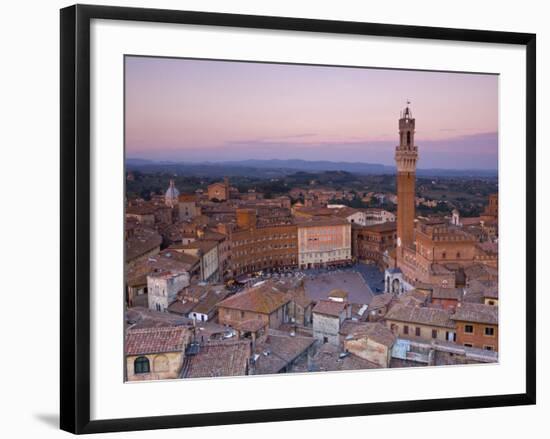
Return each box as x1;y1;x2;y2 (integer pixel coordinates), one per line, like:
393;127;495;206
124;105;499;381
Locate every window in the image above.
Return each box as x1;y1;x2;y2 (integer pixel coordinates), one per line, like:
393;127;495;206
464;343;473;348
415;327;421;337
484;345;494;351
403;325;409;335
323;336;328;344
485;327;495;336
134;356;150;374
446;331;456;342
464;325;474;334
431;329;437;339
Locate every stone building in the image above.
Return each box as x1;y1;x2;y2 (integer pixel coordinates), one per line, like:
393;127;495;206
207;177;230;201
297;217;352;269
125;326;189;381
312;299;349;346
177;240;220;282
147;270;190;312
399;219;479;288
352;222;397;268
230;210;298;276
384;303;456;342
452;302;498;351
126;249;199;307
178;194;200;221
217;281;292;330
343;322;397;368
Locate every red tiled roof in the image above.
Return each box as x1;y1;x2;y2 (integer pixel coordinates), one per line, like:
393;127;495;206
452;302;498;325
125;228;162;262
125;326;188;355
385;303;455;329
312;300;346;318
185;340;251;378
217;283;290;314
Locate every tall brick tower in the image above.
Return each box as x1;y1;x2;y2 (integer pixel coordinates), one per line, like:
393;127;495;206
395;102;418;250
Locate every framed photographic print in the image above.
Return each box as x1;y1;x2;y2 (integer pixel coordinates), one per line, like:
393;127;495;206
60;4;536;434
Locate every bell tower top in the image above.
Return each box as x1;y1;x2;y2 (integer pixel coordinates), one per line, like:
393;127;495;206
395;101;419;172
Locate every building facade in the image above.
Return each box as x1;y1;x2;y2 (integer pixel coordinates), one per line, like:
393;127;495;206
452;302;499;351
125;326;190;381
147;270;190;312
312;299;349;346
353;222;397;268
230;216;298;276
207;177;230;201
297;218;351;269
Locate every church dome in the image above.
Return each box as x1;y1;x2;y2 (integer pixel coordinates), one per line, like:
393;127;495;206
165;180;180;206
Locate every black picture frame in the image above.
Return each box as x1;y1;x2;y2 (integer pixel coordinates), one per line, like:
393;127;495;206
60;4;536;434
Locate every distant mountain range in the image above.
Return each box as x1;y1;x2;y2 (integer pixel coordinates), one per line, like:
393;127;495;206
125;158;497;178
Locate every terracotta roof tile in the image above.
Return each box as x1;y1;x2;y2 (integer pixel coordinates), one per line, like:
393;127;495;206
452;302;498;325
385;303;455;329
185;340;251;378
125;326;188;355
217;283;290;314
312;300;347;318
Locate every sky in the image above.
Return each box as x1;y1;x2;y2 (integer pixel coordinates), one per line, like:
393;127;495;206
125;56;498;170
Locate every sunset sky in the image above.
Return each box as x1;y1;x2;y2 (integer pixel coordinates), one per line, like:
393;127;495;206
125;56;498;169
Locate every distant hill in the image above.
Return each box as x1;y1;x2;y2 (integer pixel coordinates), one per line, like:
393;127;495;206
126;158;497;178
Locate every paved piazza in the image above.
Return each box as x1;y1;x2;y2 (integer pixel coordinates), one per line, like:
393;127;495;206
304;271;375;305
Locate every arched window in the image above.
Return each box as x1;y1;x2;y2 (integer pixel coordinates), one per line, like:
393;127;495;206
134;356;150;374
456;252;461;259
407;131;411;146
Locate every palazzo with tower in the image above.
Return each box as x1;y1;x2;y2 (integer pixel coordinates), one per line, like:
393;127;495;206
385;103;498;294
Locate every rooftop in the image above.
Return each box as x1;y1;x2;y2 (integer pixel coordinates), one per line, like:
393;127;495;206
362;222;397;233
309;343;380;372
125;228;162;263
253;332;315;375
295;216;350;228
184;340;251;378
369;293;394;309
126;250;197;287
385;303;455;329
431;287;464;301
452;302;498;325
125;326;188;356
312;300;347;318
217;282;291;314
344;321;397;347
